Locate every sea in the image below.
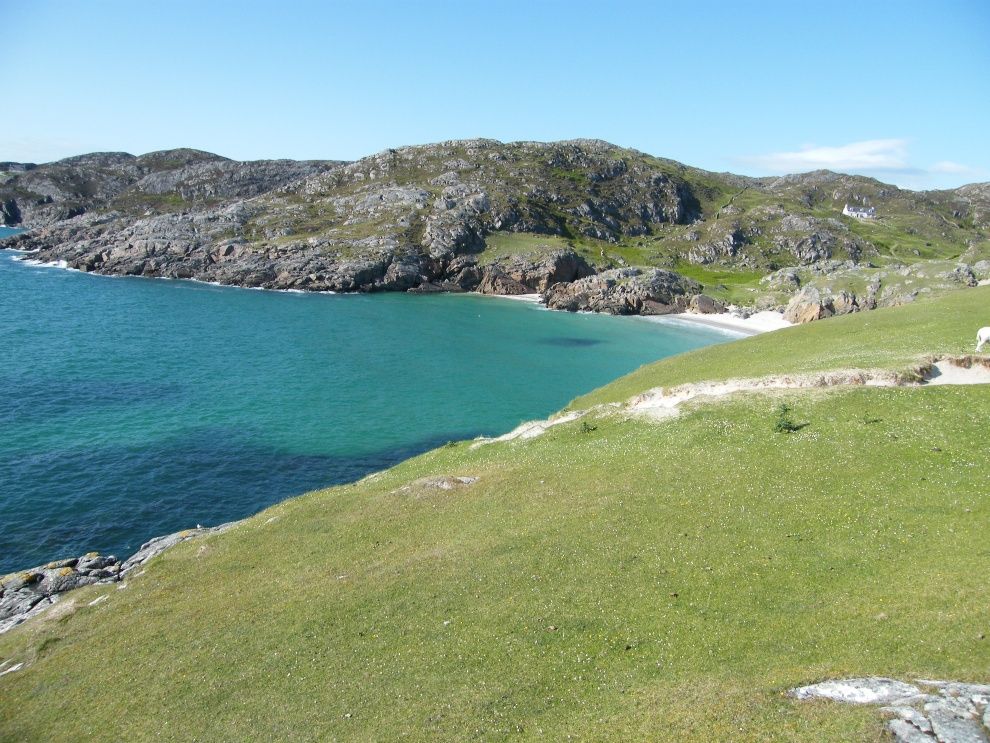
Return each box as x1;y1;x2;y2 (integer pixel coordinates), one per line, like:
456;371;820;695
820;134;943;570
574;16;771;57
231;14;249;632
0;227;734;573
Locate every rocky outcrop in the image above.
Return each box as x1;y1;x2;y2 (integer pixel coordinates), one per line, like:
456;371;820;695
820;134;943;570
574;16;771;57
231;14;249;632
476;250;594;295
773;259;983;323
543;267;701;315
688;293;725;314
783;285;859;323
0;522;238;635
790;677;990;743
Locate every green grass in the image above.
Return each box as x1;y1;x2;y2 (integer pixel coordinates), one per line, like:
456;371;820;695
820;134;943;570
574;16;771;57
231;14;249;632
1;288;988;741
478;231;578;263
844;214;968;264
673;263;766;304
572;285;990;408
109;191;204;215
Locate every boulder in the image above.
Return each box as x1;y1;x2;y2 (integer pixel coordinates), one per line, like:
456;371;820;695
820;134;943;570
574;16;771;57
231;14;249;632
688;294;725;315
544;268;700;315
476;249;593;296
782;286;860;324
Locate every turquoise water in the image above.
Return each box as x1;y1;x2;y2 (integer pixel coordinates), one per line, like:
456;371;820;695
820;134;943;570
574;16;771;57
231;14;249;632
0;234;733;572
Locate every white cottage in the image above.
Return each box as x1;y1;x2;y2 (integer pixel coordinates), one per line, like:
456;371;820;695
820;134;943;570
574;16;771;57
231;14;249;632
842;203;876;219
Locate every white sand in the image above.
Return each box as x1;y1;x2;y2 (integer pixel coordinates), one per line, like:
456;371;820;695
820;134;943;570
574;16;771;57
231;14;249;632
926;360;990;385
472;292;543;304
646;309;792;336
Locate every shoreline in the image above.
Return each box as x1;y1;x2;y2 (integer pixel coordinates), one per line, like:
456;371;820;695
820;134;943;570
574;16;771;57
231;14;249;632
4;249;795;336
472;292;543;304
645;309;792;336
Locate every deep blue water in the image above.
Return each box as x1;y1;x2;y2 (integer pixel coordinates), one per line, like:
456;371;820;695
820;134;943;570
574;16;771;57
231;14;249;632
0;232;734;572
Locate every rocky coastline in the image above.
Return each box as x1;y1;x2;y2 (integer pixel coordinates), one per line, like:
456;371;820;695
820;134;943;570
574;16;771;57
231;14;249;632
3;138;988;326
0;522;239;635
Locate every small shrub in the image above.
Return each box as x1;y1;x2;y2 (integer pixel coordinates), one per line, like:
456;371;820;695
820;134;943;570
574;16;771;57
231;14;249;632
773;404;803;433
580;421;598;434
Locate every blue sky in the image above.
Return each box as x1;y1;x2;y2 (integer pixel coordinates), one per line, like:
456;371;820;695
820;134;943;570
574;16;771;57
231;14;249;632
2;0;988;189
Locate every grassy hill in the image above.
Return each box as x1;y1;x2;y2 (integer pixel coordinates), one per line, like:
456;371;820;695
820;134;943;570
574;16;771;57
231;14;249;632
1;288;988;741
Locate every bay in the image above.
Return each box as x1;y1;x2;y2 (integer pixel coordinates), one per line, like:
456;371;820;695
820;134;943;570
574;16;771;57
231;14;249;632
0;242;733;572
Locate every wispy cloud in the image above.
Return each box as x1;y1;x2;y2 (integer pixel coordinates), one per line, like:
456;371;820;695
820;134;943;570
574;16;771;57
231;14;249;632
736;139;985;188
742;139;910;172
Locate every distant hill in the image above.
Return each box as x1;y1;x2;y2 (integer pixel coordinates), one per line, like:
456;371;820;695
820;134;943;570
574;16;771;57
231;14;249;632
2;139;988;317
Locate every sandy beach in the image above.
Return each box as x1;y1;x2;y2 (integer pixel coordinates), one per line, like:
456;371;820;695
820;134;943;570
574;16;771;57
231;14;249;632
644;309;793;336
476;290;793;335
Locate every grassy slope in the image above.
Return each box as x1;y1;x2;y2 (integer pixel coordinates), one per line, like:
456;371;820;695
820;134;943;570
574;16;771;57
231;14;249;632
1;289;989;742
573;286;990;409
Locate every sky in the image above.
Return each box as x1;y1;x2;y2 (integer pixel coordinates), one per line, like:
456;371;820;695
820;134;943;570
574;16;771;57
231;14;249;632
2;0;988;190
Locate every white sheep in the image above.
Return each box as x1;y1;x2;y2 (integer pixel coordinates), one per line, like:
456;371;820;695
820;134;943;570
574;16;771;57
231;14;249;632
978;327;990;352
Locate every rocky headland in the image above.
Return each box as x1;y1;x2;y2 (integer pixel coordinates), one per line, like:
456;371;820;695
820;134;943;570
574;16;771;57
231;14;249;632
2;139;989;321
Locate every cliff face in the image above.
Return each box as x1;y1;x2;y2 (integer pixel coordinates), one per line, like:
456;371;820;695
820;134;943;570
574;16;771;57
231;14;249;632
2;139;988;317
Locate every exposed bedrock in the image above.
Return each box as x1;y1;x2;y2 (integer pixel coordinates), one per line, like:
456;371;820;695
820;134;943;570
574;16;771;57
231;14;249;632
543;267;702;315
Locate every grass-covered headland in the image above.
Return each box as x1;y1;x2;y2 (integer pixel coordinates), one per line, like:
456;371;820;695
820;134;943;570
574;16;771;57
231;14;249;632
1;289;988;741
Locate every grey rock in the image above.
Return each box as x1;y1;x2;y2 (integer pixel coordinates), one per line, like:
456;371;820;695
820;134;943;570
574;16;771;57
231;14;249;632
37;569;98;594
792;677;990;743
937;265;977;287
889;719;937;743
930;695;978;719
885;706;936;733
760;268;801;291
0;590;44;621
0;596;56;634
76;553;117;571
120;522;237;573
920;681;990;697
927;706;989;743
0;571;40;594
